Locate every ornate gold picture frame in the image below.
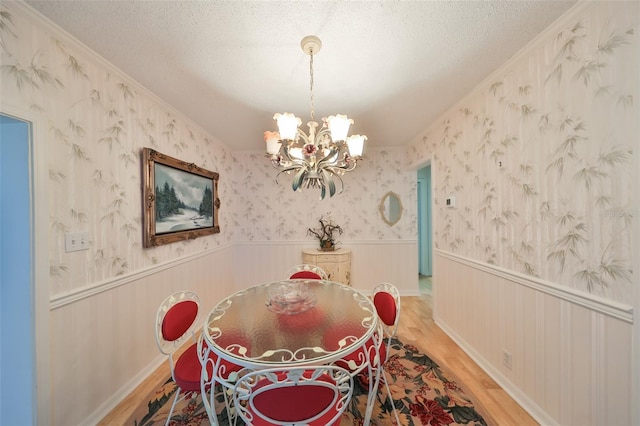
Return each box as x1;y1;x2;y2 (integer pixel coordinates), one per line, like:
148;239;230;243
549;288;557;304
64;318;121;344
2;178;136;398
142;148;220;247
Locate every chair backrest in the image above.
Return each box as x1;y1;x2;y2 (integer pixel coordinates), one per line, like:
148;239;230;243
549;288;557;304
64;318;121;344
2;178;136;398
372;283;401;340
233;366;353;426
285;263;328;280
155;290;201;355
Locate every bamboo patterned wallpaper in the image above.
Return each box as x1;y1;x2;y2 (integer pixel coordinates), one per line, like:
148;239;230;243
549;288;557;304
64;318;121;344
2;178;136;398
1;4;236;297
229;148;416;244
1;3;416;298
408;1;638;303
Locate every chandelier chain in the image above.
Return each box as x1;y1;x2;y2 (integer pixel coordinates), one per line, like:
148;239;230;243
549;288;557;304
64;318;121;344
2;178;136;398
309;49;315;122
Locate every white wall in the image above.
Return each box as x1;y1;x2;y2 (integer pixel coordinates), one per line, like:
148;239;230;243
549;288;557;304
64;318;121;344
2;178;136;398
49;247;236;424
435;252;633;425
409;2;639;424
232;241;419;295
229;147;416;244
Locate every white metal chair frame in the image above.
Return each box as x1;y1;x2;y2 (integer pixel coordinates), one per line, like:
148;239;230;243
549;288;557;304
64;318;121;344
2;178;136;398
372;282;401;425
198;335;247;426
344;321;386;424
233;365;353;425
285;263;328;280
200;330;380;426
155;290;202;426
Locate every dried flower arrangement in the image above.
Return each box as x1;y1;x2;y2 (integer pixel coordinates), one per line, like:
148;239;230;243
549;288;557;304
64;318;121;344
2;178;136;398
307;214;343;251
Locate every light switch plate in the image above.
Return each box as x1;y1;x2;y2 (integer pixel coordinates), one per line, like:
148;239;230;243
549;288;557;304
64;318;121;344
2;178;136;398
445;195;456;208
65;231;89;252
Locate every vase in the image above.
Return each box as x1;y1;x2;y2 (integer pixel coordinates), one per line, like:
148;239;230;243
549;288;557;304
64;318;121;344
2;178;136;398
320;241;335;251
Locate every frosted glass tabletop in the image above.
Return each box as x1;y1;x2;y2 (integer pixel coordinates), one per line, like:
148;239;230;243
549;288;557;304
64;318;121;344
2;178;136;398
203;279;377;367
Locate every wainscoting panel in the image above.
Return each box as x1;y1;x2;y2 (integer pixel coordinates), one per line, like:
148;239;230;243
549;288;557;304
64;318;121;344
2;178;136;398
52;240;418;425
433;251;633;425
232;240;419;295
50;247;235;426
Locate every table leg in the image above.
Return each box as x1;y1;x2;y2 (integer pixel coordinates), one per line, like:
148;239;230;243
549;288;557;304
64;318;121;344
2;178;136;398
200;357;239;425
362;324;384;426
365;366;381;425
199;341;219;426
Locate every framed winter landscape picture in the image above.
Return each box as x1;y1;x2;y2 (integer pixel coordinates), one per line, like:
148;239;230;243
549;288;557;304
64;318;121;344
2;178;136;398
142;148;220;247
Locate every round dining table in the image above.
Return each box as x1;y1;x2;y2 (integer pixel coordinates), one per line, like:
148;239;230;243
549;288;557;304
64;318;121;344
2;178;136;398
200;279;382;426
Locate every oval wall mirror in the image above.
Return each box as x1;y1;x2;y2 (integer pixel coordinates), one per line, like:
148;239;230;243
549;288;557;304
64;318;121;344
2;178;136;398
379;191;403;226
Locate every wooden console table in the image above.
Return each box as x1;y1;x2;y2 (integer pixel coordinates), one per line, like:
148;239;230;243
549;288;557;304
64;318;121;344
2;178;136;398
302;248;351;286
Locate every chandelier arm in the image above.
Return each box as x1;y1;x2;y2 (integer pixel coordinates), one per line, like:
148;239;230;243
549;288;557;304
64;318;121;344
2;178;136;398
275;165;304;186
315;148;340;167
275;164;303;173
281;143;310;165
326;161;358;172
281;148;294;163
315;143;358;165
270;160;283;169
274;155;305;169
292;131;311;146
275;169;290;187
314;128;333;146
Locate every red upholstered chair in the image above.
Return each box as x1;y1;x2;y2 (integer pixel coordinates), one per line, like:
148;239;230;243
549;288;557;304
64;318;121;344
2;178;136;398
233;366;353;426
155;291;206;426
285;263;328;280
372;282;401;424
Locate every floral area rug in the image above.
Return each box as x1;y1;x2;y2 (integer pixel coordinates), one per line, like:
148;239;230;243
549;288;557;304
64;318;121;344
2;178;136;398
129;337;491;426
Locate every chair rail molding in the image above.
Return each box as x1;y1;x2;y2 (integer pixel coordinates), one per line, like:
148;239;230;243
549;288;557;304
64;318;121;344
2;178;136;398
435;249;633;323
233;240;418;294
50;243;233;309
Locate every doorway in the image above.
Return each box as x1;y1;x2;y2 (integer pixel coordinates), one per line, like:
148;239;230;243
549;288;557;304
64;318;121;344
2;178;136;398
0;113;34;424
417;164;432;294
1;109;49;424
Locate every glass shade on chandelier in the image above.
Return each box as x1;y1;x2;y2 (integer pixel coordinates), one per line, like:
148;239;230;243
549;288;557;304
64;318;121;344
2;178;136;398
264;36;367;200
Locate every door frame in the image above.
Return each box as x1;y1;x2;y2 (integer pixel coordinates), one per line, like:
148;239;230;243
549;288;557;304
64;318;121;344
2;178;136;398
417;163;432;276
1;104;50;424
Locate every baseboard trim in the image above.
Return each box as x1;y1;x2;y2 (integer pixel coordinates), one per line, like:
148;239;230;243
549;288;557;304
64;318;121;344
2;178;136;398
80;354;167;426
434;316;557;426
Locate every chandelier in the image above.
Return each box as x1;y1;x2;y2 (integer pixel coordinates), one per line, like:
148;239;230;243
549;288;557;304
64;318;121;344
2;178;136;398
264;35;366;199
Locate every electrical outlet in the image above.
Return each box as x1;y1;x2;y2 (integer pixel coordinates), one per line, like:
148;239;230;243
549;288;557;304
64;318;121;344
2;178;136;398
65;231;89;252
502;349;512;370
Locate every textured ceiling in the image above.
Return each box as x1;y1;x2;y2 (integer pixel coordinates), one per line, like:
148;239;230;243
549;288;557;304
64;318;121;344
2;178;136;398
25;0;577;150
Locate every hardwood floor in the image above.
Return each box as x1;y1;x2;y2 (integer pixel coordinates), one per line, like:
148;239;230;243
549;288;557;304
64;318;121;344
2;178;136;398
399;295;537;425
100;295;537;425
